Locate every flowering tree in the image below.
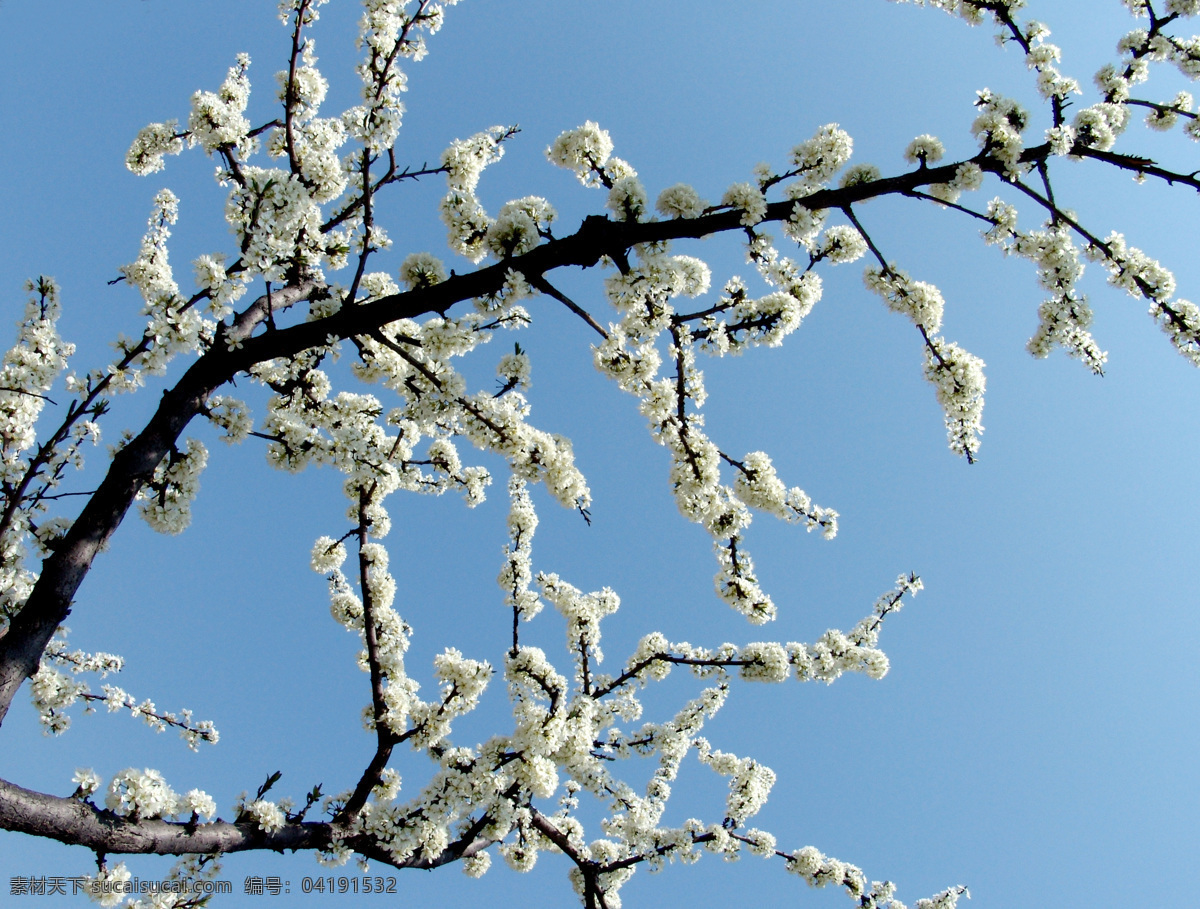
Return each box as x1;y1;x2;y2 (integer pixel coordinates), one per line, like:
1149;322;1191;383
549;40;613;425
1;0;1197;906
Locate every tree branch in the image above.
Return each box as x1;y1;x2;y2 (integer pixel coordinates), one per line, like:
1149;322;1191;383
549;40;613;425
0;142;1077;726
0;776;494;871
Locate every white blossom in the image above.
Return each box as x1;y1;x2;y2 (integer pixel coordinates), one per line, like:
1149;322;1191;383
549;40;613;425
400;252;448;289
126;121;184;176
904;134;945;164
721;182;767;226
247;799;286;833
72;768;102;797
547;121;614;185
188;55;253;154
106;768;180;819
656;183;707;218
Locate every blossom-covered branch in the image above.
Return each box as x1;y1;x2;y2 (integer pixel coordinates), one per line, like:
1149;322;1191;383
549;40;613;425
2;1;1198;906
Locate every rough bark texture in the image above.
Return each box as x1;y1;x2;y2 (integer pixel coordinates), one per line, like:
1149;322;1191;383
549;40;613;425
0;776;492;869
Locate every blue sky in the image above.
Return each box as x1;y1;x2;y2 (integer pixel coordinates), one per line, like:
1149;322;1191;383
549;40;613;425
2;1;1198;907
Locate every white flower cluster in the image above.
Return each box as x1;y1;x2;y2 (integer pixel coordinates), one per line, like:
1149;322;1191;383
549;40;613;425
498;477;540;621
784;844;871;900
126;120;184;176
189;54;253;154
1093;232;1200;365
864;266;945;333
863;266;986;458
607;173;649;223
137;438;208;535
839;162;882;188
311;535;348;574
27;632;118;732
1143;91;1195;133
181;789;219;818
30;629;217;746
889;0;1023;28
0;278;81;630
346;1;449;151
1025;30;1082;101
440;127;508;261
123;854;227;909
546;120;615;186
713;538;775;623
105;768;215;821
539;573;619;666
1076;13;1200;147
815;225;869;264
1016;227;1107;374
736;642;791;682
982;198;1019;247
83;862;133;909
796;575;920;683
784;855;957;907
785;123;855;198
1070;101;1130;152
496;345;532;391
399;251;448;290
317;536;426;735
740;236;824;344
487;196;557;258
721;182;768;227
204;395;254;443
313;526;492;753
96;685;219;750
358;271;399;303
0;278;73;464
915;887;972;909
733;451;839;537
697;742;776;825
119;191;214;378
247;799;287;833
548;121;646;225
29;663;86;734
615;574;916;690
269;39;350;203
410;648;492;748
461;851;492;878
225;166;327;281
971;89;1029;176
904;134;945;165
72;768;102;797
655;183;708;219
192;252;248;318
1102;15;1200;103
924;338;987;460
783;203;827;251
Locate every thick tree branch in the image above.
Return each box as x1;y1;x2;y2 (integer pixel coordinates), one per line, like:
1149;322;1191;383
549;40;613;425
0;776;492;870
0;777;330;855
0;141;1088;726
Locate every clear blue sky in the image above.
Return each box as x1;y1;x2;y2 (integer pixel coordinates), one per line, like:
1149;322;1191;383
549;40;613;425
1;1;1198;907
